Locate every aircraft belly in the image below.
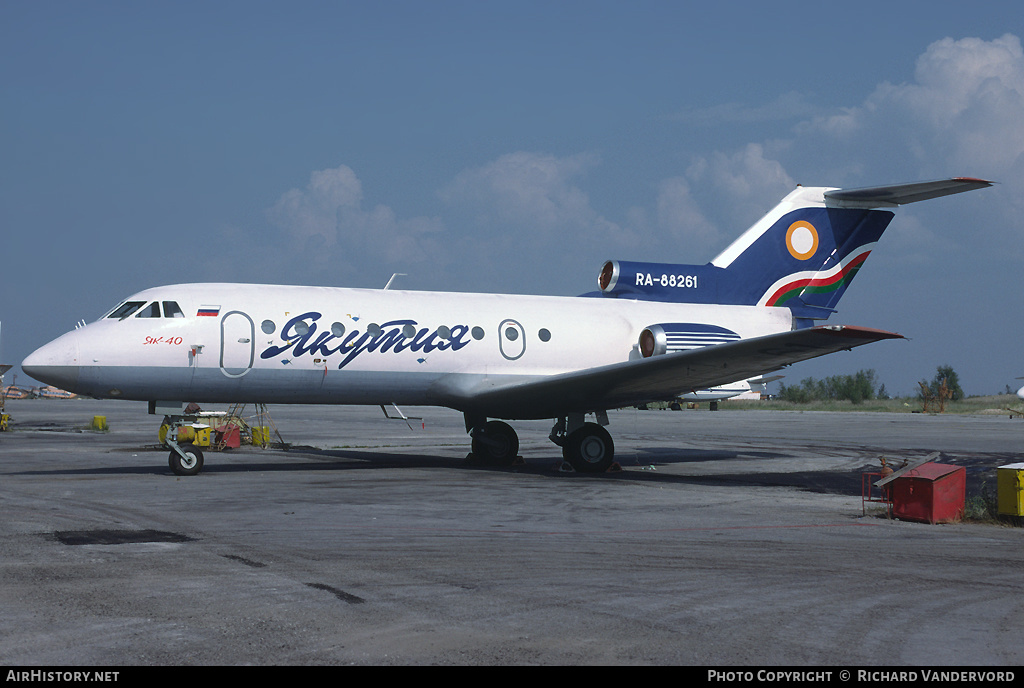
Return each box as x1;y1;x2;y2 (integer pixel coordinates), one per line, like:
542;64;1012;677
77;364;450;406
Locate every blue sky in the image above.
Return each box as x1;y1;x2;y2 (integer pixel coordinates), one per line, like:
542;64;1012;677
3;1;1022;397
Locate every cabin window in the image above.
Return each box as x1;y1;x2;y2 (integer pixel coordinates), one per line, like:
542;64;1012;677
538;328;551;342
107;301;146;320
162;301;185;318
471;326;485;340
135;302;161;318
262;320;276;334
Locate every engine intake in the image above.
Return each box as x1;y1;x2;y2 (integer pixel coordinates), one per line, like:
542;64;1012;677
638;323;742;358
598;260;715;302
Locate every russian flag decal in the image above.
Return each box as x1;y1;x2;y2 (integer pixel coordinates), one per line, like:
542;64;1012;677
197;305;220;317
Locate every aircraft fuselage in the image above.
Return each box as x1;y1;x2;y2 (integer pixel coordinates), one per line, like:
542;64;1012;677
24;282;793;416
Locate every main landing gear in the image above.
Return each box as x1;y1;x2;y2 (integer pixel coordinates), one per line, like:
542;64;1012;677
470;420;520;467
467;412;616;473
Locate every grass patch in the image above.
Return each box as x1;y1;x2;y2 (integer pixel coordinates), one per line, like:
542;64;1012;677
707;394;1024;415
964;485;1001;523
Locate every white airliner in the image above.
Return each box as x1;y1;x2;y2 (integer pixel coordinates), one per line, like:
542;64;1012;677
680;375;783;404
23;178;991;475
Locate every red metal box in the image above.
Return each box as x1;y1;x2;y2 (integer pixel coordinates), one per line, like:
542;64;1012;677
891;462;965;524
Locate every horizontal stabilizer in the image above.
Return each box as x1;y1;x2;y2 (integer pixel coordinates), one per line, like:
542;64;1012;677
825;178;993;208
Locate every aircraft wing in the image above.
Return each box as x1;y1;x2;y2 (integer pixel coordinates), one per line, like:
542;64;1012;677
432;325;902;419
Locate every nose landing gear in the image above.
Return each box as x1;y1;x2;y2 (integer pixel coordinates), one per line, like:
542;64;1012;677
168;443;204;476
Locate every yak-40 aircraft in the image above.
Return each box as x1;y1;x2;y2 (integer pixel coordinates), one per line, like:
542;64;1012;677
24;178;991;475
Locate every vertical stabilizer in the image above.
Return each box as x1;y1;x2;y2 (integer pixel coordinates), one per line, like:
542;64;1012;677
712;187;894;318
713;178;992;321
593;178;991;323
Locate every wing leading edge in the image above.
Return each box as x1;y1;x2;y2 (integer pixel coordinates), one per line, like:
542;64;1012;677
430;325;903;420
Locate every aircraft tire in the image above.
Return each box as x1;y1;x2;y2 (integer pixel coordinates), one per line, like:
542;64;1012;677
471;420;519;466
168;444;204;476
563;423;614;473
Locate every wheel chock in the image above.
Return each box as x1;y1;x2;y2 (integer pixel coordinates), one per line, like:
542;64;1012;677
558;461;622;474
465;452;526;467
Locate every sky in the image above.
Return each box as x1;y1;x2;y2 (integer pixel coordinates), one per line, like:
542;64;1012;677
2;1;1023;397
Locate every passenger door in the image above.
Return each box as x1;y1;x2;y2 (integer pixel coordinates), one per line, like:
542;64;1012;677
219;311;255;378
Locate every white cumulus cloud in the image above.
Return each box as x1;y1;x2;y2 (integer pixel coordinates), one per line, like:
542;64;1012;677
266;164;447;279
440;151;636;248
677;35;1024;264
798;34;1024;181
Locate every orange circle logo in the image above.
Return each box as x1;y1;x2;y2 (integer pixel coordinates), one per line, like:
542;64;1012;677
786;221;818;260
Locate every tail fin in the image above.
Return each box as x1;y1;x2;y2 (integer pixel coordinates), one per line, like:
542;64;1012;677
712;178;991;321
595;178;991;321
711;186;894;319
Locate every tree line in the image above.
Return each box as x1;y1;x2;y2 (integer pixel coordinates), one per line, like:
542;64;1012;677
777;365;964;405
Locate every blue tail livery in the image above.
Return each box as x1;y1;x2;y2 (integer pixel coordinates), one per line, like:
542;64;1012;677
595;178;991;325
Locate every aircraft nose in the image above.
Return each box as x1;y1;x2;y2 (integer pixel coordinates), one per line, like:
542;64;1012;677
22;330;81;391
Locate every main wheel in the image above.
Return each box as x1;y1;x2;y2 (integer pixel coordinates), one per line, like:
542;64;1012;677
471;420;520;466
563;423;614;473
168;444;204;476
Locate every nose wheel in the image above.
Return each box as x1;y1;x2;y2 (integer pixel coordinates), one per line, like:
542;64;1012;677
168;443;204;476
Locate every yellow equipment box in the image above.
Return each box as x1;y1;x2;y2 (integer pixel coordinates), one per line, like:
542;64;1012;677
997;463;1024;517
193;426;212;447
251;426;270;447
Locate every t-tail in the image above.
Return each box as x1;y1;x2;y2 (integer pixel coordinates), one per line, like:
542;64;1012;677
595;178;992;326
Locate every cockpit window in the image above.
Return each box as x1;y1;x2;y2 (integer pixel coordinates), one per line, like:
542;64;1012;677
106;301;146;320
105;299;187;321
135;301;161;318
162;301;185;318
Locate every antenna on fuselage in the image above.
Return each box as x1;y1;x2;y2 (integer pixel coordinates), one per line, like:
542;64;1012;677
384;273;406;290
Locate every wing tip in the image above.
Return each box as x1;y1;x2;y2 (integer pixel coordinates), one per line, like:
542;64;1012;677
952;176;994;185
820;325;904;341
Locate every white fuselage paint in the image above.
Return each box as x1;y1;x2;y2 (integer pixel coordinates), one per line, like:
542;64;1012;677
25;283;793;414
